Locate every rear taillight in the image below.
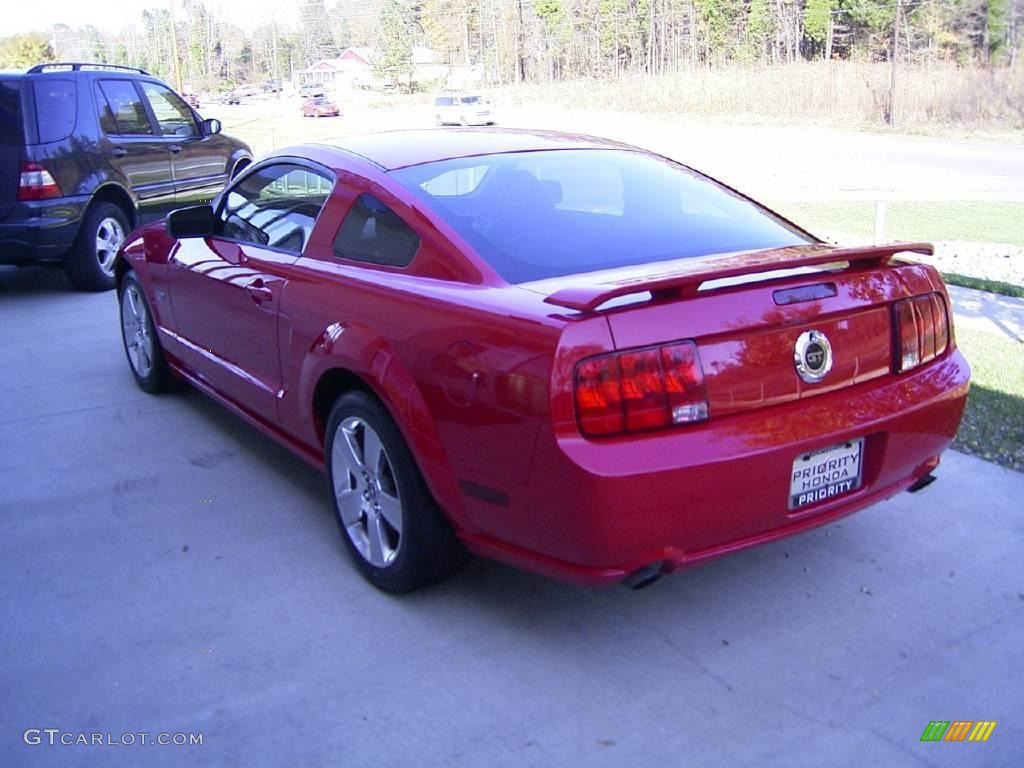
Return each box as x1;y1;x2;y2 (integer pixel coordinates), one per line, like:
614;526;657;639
17;161;61;201
893;293;950;373
574;341;709;437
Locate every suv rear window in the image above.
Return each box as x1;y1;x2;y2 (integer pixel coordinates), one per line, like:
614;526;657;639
0;81;23;145
392;149;813;283
33;79;77;143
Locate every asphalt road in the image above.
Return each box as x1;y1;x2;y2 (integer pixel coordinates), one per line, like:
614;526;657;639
1;264;1022;767
502;108;1024;205
211;96;1024;204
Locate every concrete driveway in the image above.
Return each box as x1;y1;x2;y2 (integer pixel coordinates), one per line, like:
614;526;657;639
1;266;1021;768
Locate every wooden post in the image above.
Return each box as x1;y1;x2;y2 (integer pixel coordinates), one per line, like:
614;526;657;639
874;202;887;243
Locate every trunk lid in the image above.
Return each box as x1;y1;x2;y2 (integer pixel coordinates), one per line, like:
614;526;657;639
528;243;937;419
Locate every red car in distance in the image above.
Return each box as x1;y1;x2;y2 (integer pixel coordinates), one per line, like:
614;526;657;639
114;129;970;593
302;96;340;118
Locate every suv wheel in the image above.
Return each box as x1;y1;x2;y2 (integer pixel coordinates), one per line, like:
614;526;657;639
66;202;129;291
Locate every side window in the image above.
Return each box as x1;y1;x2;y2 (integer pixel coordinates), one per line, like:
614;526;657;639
420;165;489;197
140;82;198;137
333;194;420;267
33;79;77;143
95;80;153;136
217;163;333;254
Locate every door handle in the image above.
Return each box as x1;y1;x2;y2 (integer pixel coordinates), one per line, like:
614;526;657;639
169;144;183;154
244;278;273;304
111;147;127;158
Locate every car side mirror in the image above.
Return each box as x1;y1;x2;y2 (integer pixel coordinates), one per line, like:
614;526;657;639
167;205;216;240
204;118;222;135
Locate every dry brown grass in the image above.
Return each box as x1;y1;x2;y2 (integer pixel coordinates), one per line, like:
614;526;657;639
490;62;1024;135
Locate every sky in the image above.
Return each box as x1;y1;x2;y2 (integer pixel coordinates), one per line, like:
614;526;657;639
2;0;298;36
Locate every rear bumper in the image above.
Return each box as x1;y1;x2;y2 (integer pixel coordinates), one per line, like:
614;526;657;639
458;351;971;585
0;195;90;265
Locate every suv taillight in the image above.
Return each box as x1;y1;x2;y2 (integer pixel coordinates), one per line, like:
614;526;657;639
893;293;950;373
574;341;709;437
17;161;61;201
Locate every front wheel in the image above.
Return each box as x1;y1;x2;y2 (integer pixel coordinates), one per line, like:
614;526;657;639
119;272;172;393
66;202;129;291
325;391;468;593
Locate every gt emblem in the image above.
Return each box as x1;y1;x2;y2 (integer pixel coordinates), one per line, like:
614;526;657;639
794;330;833;383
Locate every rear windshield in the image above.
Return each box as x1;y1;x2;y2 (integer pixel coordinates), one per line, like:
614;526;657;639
391;149;813;283
33;79;77;143
0;81;23;145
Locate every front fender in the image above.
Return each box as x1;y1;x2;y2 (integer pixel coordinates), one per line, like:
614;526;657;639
114;221;177;330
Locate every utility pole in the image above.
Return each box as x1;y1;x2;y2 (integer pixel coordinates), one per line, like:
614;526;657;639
515;0;525;83
272;9;280;83
887;0;901;125
168;0;184;91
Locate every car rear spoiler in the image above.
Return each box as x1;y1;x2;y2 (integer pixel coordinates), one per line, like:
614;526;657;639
543;243;934;312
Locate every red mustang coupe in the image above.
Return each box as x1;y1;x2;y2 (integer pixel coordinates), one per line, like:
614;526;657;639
115;129;970;592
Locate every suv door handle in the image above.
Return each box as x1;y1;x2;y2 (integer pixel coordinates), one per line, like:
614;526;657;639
244;278;273;305
111;147;127;158
169;144;183;155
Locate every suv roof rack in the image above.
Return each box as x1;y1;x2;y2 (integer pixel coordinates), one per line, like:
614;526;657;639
27;62;151;75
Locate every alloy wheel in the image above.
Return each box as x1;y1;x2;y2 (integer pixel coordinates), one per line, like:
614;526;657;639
331;416;403;568
120;283;154;378
96;217;126;277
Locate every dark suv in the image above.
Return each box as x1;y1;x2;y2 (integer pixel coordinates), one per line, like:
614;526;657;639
0;63;253;290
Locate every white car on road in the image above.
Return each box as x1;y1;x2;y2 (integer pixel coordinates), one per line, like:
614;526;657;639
433;94;495;126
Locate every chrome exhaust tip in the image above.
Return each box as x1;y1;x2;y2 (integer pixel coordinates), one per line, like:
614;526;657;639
908;472;937;493
622;564;664;590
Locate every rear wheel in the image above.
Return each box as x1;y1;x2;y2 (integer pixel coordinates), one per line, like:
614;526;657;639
66;202;129;291
119;271;171;393
325;391;468;593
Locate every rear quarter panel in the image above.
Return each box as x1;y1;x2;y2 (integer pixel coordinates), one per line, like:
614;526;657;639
277;260;565;533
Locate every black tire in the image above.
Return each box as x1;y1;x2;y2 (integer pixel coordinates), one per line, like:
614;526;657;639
325;391;469;593
118;271;172;394
66;202;130;291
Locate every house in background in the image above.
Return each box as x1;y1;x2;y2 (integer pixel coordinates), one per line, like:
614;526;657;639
295;46;481;92
294;48;375;91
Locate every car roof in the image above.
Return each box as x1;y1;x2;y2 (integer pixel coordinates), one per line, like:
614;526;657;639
313;128;635;171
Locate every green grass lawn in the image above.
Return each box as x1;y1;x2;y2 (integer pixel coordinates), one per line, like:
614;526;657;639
771;201;1024;247
952;326;1024;472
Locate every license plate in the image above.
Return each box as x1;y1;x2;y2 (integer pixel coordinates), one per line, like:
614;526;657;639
789;438;864;510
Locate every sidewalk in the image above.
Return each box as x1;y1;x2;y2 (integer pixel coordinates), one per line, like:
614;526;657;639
946;284;1024;343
